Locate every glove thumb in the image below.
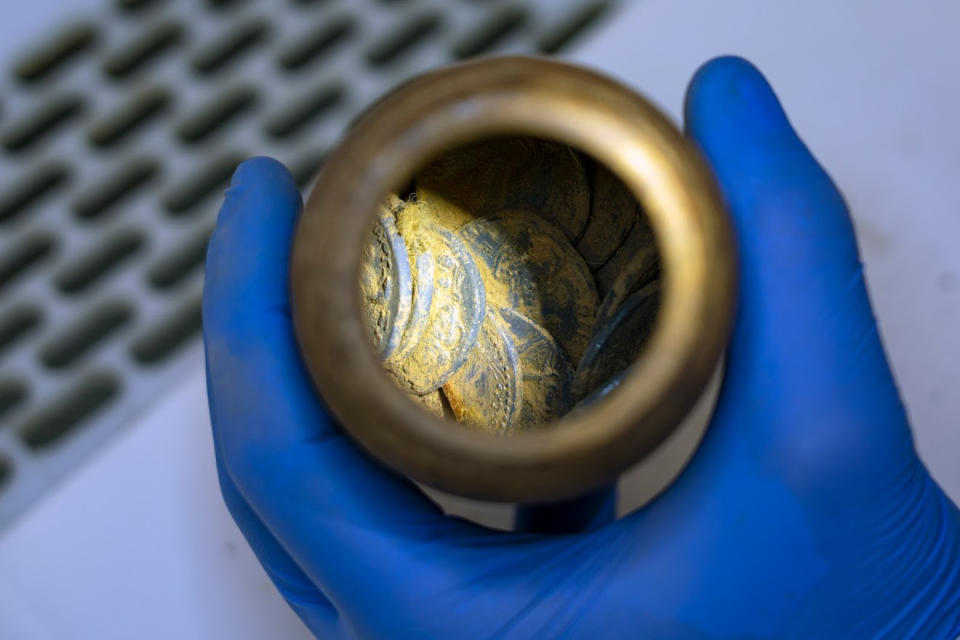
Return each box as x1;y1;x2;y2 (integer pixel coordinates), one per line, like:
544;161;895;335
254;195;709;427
684;57;913;485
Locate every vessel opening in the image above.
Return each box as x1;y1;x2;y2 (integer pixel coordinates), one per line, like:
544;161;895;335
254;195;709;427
358;135;662;434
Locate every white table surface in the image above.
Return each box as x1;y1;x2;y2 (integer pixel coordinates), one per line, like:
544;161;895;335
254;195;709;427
1;1;958;638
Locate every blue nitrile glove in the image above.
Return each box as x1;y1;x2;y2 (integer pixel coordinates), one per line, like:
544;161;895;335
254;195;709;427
202;57;960;639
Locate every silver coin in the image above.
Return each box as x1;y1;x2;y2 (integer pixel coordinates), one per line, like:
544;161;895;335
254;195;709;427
359;198;412;359
574;370;626;411
388;212;486;394
572;281;660;401
498;307;574;429
388;250;435;365
442;311;522;434
459;211;599;363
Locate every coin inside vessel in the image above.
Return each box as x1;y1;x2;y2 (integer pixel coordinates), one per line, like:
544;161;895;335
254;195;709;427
592;209;656;298
359;196;412;359
387;201;486;394
572;281;661;402
388;249;435;366
592;242;659;334
408;389;446;418
576;161;640;268
498;307;574;429
442;311;523;433
459;211;598;363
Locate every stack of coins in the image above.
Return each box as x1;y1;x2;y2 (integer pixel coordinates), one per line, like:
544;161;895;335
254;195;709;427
359;138;662;433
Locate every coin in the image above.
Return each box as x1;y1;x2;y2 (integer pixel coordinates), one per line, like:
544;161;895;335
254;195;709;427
592;242;659;335
388;250;435;364
442;311;522;433
572;281;660;401
573;369;626;411
459;210;599;362
576;162;639;268
498;307;574;429
359;196;412;359
407;389;445;418
415;137;591;242
388;203;486;394
592;211;656;297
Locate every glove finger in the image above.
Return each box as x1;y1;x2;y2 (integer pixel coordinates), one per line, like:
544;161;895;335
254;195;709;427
203;157;476;605
214;453;342;636
683;57;912;474
205;361;340;635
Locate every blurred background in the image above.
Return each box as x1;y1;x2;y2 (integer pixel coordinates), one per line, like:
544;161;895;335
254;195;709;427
0;0;957;638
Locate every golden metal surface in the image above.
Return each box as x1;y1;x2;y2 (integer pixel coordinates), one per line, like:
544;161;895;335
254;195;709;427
290;56;737;503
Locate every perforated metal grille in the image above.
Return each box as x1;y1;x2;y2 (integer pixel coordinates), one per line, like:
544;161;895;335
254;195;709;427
0;0;619;529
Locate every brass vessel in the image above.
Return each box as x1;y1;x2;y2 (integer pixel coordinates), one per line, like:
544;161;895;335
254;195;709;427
290;56;736;503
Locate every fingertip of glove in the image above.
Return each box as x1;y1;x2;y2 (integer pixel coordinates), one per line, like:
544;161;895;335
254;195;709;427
684;56;792;142
231;156;296;189
211;157;302;247
221;156;302;216
206;156;303;297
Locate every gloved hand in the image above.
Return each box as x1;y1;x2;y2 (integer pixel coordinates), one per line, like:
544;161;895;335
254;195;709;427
202;57;960;638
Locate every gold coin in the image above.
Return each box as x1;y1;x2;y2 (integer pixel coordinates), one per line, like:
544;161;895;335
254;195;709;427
415;137;590;242
442;311;522;434
576;162;639;268
459;210;598;362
